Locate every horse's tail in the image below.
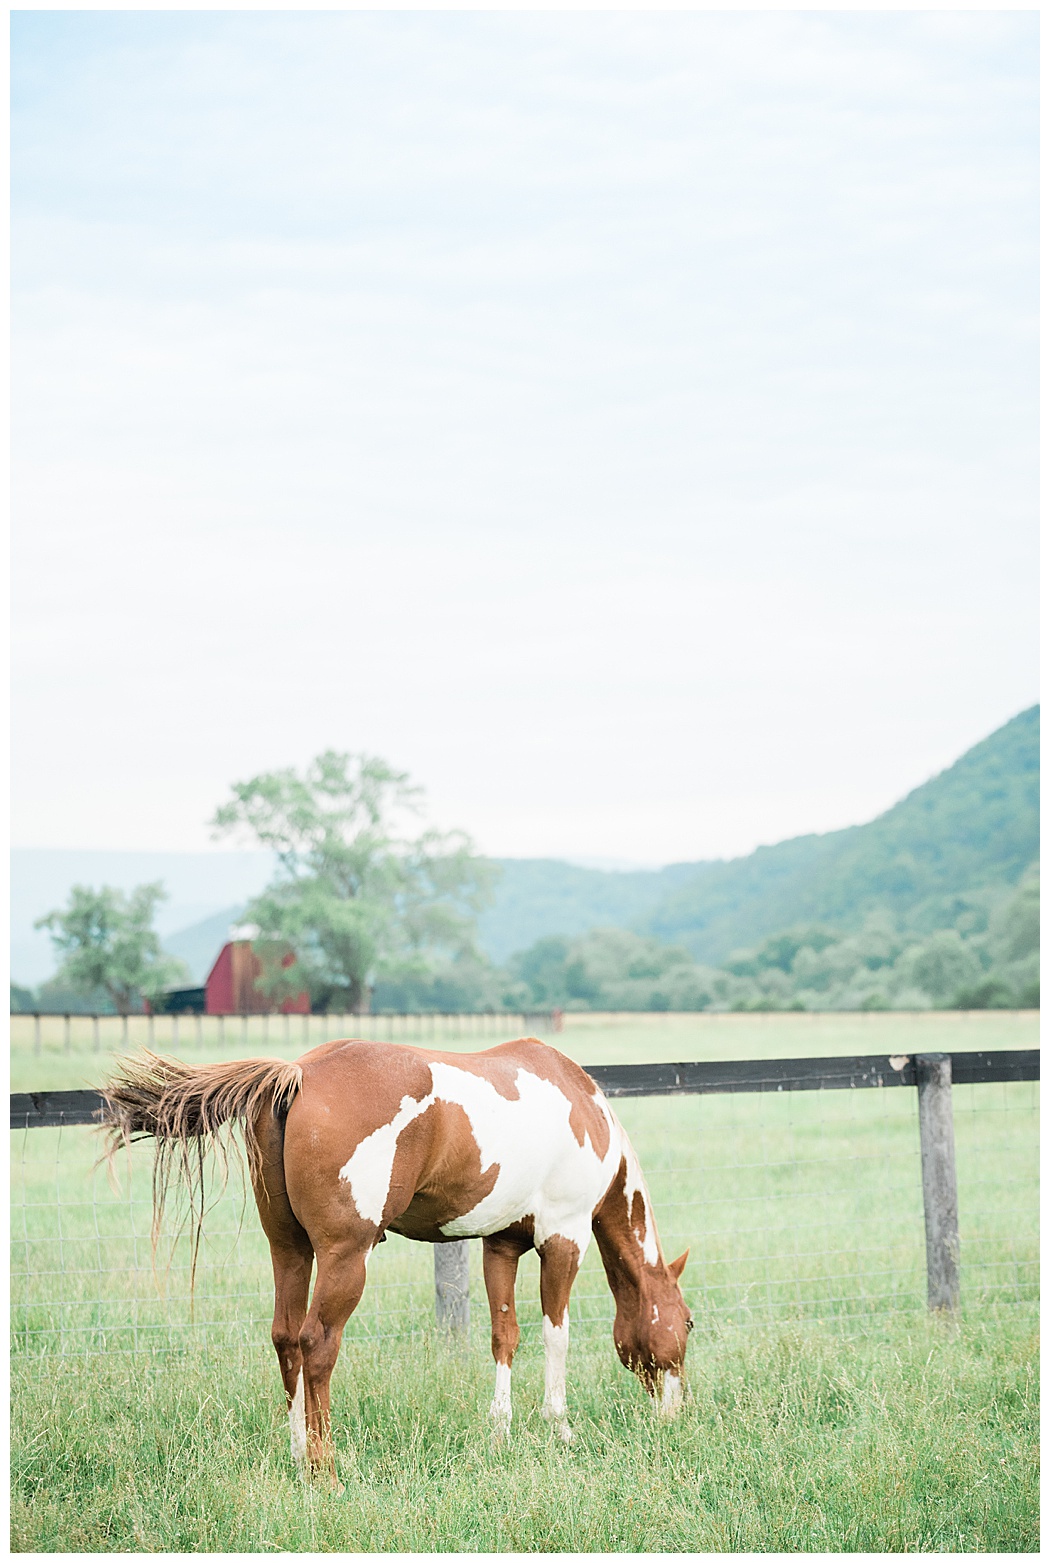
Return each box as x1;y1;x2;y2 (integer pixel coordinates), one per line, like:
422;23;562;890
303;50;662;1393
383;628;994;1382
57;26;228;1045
101;1048;303;1279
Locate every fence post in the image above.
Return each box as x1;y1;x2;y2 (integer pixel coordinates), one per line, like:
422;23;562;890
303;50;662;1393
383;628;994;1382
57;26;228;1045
63;1014;71;1054
33;1013;41;1056
92;1015;100;1054
916;1052;960;1312
434;1241;470;1337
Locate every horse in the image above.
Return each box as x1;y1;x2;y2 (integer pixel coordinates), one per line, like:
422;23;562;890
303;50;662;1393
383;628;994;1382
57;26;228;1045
103;1035;692;1484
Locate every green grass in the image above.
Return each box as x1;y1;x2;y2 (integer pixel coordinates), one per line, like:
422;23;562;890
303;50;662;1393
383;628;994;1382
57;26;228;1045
10;1011;1039;1550
9;1006;1039;1090
11;1310;1038;1551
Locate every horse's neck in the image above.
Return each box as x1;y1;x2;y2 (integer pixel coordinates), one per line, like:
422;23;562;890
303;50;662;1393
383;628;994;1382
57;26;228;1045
591;1135;661;1301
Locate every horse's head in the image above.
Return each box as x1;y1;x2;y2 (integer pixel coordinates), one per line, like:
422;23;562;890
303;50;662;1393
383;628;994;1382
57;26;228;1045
612;1249;692;1414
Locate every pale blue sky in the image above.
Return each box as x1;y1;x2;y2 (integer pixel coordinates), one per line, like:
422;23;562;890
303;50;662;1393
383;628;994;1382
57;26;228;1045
11;10;1039;863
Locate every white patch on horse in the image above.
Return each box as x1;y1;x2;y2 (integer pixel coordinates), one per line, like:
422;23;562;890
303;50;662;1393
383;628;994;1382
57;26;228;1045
289;1370;306;1467
660;1372;683;1418
339;1060;622;1254
651;1304;659;1322
339;1089;436;1223
542;1309;573;1442
491;1361;513;1434
433;1063;620;1251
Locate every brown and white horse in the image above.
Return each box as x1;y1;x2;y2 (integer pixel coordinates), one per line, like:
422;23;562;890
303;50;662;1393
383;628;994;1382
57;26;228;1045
104;1036;691;1482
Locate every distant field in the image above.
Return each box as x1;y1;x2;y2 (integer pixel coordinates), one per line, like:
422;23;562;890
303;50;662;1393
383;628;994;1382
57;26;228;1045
8;1006;1038;1090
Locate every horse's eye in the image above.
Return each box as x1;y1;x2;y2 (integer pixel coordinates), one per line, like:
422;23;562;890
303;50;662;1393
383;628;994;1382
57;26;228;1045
686;1317;694;1332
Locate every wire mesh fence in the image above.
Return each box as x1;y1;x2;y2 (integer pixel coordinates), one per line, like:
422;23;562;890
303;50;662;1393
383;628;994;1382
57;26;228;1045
11;1056;1037;1359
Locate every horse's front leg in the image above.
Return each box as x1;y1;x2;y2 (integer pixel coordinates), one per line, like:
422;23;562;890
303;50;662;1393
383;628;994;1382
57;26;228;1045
538;1234;582;1444
482;1235;523;1439
298;1242;370;1489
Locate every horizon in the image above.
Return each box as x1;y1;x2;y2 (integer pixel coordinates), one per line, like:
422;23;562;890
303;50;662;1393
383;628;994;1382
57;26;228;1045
12;702;1036;986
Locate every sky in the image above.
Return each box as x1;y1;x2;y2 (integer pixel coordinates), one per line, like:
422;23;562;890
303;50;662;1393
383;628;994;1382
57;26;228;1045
11;9;1039;866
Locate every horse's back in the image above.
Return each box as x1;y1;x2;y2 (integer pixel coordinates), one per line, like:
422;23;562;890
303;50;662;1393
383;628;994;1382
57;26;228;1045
280;1036;621;1250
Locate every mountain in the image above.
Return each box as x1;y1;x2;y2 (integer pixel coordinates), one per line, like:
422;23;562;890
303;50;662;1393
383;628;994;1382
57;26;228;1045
11;708;1037;986
161;906;247;984
475;859;697;964
642;706;1038;963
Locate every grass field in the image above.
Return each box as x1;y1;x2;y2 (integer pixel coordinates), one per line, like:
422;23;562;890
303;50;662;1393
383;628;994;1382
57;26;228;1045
9;1004;1039;1089
10;1010;1039;1551
11;1309;1038;1552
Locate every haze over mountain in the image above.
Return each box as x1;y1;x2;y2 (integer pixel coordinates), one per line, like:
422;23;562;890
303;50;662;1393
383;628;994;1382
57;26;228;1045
12;707;1037;988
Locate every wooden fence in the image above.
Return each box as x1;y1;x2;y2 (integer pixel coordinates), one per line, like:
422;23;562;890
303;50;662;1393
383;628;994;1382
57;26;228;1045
12;1047;1036;1334
17;1009;561;1055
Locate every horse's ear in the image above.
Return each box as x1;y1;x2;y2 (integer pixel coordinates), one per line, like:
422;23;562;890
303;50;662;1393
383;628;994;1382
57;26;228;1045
668;1249;689;1281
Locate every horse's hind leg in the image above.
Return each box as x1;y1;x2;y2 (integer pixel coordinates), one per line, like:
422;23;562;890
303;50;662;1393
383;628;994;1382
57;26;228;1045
298;1242;370;1487
270;1236;314;1469
538;1235;582;1443
249;1107;315;1471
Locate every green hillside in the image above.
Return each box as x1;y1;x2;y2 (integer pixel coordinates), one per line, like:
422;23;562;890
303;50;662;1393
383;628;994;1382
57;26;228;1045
645;706;1038;963
475;860;695;964
474;707;1038;969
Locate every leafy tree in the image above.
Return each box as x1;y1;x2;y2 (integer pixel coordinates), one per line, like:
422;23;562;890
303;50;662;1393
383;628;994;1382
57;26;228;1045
10;983;35;1014
509;927;713;1011
725;925;839;979
898;930;983;1007
34;883;188;1016
987;864;1039;963
509;937;573;1004
951;977;1014;1011
212;751;494;1012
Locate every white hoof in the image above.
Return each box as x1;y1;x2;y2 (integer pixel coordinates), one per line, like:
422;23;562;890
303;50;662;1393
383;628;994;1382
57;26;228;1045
658;1372;683;1418
542;1405;574;1443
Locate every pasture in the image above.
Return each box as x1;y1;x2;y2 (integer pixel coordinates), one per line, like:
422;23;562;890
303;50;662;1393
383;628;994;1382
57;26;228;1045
10;1011;1039;1551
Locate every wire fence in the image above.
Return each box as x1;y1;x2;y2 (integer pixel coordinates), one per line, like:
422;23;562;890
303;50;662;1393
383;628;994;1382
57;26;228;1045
10;1052;1038;1359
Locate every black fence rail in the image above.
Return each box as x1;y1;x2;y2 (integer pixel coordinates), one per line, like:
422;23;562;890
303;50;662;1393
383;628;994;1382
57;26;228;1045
10;1048;1038;1129
12;1048;1038;1331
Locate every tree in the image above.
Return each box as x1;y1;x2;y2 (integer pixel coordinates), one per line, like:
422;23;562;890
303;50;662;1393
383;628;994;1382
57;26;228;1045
212;751;495;1012
34;883;188;1016
899;929;983;1007
10;983;35;1014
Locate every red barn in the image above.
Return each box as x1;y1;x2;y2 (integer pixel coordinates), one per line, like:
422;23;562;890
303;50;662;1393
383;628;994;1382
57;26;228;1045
205;941;310;1016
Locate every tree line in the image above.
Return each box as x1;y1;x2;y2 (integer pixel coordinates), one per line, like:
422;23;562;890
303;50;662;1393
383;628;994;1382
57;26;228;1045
13;751;1039;1017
